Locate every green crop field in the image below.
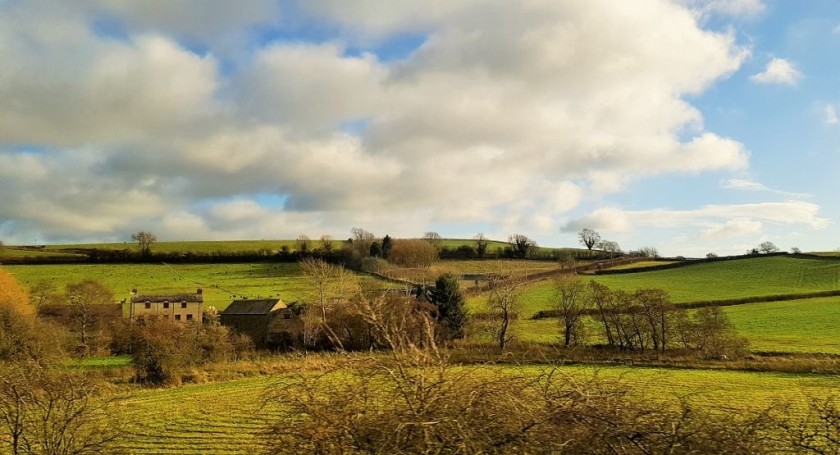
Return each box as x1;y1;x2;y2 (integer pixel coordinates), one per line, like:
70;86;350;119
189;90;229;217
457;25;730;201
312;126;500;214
724;297;840;354
495;256;840;318
3;263;392;310
107;364;839;454
507;296;840;354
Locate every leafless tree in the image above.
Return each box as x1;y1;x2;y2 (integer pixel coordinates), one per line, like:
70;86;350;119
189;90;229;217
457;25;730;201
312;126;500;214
299;257;360;350
423;231;443;252
131;231;157;256
485;270;523;349
578;228;600;251
319;235;334;253
759;241;779;254
65;280;114;356
555;277;591;347
296;235;311;253
350;227;376;258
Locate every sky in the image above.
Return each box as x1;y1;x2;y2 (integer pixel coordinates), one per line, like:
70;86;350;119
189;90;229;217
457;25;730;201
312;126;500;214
0;0;838;256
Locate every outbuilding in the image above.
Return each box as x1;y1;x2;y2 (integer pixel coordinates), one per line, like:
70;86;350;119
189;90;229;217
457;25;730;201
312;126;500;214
220;298;302;348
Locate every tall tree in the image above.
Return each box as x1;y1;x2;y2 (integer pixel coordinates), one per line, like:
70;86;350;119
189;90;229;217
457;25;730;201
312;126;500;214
423;232;443;252
65;280;114;356
486;272;522;349
429;274;467;339
320;235;334;253
554;277;590;347
381;235;393;259
508;234;536;259
131;231;157;256
578;228;600;251
474;233;489;259
297;235;311;253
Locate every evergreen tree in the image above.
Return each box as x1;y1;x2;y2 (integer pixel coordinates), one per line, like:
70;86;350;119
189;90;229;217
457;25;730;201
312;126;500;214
381;235;393;259
429;273;467;339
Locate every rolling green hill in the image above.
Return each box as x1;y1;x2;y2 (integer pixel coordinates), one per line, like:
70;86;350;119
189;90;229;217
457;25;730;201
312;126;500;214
494;256;840;318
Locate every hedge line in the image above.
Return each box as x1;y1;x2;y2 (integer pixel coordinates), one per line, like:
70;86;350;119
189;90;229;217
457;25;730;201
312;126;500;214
593;252;791;275
532;289;840;319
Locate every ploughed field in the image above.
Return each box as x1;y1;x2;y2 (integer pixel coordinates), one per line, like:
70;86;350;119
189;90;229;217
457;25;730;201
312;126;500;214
107;364;840;454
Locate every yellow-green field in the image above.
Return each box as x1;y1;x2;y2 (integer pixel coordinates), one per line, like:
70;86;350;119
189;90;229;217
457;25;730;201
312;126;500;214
605;260;677;270
3;263;393;310
108;364;840;454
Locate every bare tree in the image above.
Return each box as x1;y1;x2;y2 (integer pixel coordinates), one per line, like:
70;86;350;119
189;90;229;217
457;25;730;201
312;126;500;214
299;257;360;350
131;231;157;256
28;280;59;310
758;241;779;254
296;235;311;253
578;228;601;251
485;270;522;349
597;240;622;260
508;233;536;259
350;228;376;258
423;231;443;252
320;235;334;253
0;363;121;454
65;280;114;356
474;233;489;259
555;277;591;347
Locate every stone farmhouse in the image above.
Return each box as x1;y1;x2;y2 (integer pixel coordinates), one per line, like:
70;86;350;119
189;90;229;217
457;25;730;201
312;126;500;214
220;298;302;348
129;288;204;323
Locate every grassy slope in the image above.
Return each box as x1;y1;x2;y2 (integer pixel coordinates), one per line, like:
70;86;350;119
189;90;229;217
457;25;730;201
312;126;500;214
510;296;840;354
496;256;840;318
3;263;390;310
725;297;840;353
110;365;839;454
605;260;677;271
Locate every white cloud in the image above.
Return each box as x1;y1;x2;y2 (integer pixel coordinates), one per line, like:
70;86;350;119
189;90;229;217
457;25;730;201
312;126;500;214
682;0;765;19
0;0;759;243
698;218;763;240
722;178;811;198
750;58;803;85
824;105;839;125
563;201;828;234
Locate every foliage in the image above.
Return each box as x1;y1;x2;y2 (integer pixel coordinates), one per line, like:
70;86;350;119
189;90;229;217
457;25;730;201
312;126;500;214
387;239;438;268
474;233;489;258
508;233;536;259
126;318;241;384
0;269;66;363
429;273;467;339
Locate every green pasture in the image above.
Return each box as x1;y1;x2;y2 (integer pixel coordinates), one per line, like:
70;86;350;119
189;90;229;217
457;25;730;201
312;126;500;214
493;256;840;318
606;260;677;271
3;263;391;310
725;297;840;354
108;364;839;454
500;296;840;354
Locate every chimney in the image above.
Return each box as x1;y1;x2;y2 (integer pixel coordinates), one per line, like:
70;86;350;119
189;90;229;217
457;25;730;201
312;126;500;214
131;289;137;296
197;288;203;295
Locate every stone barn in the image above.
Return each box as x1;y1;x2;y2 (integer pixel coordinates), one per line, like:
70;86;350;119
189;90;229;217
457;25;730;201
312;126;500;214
220;299;302;348
129;289;204;323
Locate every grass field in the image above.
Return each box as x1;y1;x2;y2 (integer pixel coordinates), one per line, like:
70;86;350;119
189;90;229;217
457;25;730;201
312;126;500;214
725;297;840;353
605;260;677;271
3;263;393;310
493;256;840;318
108;364;839;454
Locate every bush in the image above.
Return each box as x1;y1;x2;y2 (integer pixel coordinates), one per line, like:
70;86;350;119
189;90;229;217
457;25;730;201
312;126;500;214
388;239;438;268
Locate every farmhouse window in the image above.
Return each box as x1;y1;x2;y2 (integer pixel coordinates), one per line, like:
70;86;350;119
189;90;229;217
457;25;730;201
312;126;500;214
186;314;194;321
283;314;291;319
163;302;170;309
181;302;187;309
175;314;181;321
144;302;151;309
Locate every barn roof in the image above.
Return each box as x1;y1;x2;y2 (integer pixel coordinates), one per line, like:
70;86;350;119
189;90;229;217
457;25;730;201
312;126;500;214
222;299;286;315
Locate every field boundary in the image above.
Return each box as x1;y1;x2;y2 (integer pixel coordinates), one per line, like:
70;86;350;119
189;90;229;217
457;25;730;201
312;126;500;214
532;289;840;319
594;252;791;275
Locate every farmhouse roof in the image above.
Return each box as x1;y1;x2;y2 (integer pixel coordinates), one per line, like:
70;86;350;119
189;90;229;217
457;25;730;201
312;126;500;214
222;299;286;315
131;289;203;303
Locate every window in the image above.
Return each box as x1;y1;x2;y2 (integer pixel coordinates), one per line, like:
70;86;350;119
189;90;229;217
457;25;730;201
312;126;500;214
175;314;181;321
144;302;151;309
186;314;193;321
163;302;169;309
283;314;291;319
181;302;187;309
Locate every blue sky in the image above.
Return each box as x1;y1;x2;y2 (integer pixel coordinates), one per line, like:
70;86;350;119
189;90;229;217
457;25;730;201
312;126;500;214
0;0;837;256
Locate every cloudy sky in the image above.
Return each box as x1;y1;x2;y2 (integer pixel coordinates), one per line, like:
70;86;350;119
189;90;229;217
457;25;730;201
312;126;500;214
1;0;838;256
